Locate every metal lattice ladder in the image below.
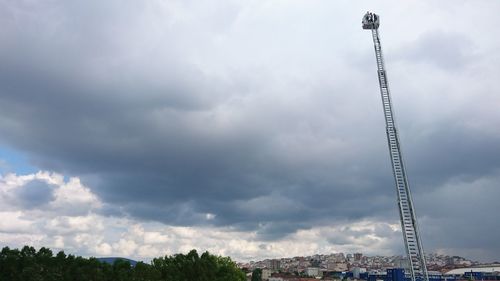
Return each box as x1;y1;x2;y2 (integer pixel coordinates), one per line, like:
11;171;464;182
363;12;429;281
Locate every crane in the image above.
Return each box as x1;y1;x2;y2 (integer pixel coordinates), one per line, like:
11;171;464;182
362;11;429;281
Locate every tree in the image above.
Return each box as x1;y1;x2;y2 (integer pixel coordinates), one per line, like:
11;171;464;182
132;261;161;281
0;246;244;281
113;259;133;281
213;255;245;281
251;268;262;281
0;247;21;281
19;246;42;281
153;249;245;281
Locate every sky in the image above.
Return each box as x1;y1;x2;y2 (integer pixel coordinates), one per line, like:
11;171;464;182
0;0;499;263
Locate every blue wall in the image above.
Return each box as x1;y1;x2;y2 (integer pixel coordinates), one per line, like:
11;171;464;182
367;268;456;281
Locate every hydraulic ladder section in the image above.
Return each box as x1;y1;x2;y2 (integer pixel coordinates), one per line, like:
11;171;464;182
362;12;429;281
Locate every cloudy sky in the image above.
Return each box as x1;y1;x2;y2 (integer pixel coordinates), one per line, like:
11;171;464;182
0;0;499;262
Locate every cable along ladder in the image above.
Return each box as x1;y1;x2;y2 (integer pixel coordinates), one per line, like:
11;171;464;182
362;11;429;281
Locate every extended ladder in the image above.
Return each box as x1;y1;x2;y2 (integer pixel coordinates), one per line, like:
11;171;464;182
362;12;429;281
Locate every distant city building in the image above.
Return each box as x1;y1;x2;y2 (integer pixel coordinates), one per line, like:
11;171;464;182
270;259;281;271
446;267;500;275
327;262;348;272
347;254;354;262
262;268;272;280
305;267;321;278
353;267;367;278
368;268;460;281
394;257;410;270
240;252;482;278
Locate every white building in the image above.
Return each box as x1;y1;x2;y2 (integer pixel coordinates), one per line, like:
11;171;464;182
306;267;322;278
446;267;500;275
262;269;272;280
353;267;367;279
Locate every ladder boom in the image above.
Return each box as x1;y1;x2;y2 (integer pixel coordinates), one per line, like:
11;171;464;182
362;11;429;281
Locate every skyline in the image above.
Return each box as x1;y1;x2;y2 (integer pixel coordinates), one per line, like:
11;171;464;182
0;1;499;262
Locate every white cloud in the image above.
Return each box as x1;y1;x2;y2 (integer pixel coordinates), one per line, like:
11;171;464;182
2;170;495;262
95;242;113;256
53;235;65;248
0;171;405;261
51;177;101;211
0;211;33;232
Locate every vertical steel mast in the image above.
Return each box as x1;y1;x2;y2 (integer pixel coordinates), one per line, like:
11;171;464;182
362;12;428;281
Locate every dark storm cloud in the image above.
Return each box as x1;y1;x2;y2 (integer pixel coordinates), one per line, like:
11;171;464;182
407;124;500;188
415;174;500;262
14;180;54;208
0;0;499;260
0;46;396;236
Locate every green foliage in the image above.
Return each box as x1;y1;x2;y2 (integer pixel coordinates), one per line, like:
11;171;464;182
0;246;245;281
251;268;262;281
152;249;245;281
